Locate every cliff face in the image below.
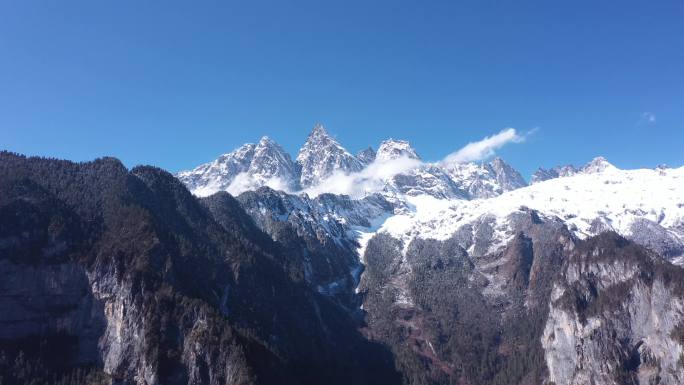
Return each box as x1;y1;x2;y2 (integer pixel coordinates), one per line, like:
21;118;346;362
542;234;684;385
0;152;399;385
357;210;684;385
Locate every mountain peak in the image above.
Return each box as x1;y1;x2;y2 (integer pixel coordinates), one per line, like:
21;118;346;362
296;123;363;188
532;156;617;184
582;156;616;173
376;138;420;162
489;157;506;168
310;122;328;138
257;135;276;146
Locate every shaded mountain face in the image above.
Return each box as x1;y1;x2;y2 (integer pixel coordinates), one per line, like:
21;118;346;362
213;148;684;384
0;152;400;385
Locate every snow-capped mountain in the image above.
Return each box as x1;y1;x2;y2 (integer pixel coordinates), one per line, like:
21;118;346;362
356;147;376;166
176;142;256;196
178;124;529;201
375;139;421;162
444;157;528;199
177;124;684;265
531;156;615;184
176;136;298;196
373;162;684;262
296;123;364;188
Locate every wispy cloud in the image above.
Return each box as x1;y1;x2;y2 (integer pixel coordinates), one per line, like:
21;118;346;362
441;128;525;164
304;127;528;198
303;155;422;198
638;112;656;125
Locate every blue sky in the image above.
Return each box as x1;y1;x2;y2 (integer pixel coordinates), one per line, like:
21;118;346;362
1;1;682;178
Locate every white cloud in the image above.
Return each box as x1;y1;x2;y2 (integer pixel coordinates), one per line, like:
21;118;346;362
303;155;422;198
441;128;524;165
304;127;526;198
227;173;293;196
639;112;656;125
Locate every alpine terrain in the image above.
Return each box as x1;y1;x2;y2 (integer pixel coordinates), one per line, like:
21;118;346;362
2;124;684;385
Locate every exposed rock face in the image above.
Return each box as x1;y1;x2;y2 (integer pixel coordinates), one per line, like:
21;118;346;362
234;187;393;307
0;260;104;365
488;157;529;193
296;124;364;188
385;164;468;200
0;152;399;385
6;136;684;385
357;210;568;385
445;157;528;199
542;233;684;385
356;147;377;166
245;136;300;190
355;201;684;385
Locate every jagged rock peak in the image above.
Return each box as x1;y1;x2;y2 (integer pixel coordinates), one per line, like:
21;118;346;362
311;122;327;136
176;135;301;196
531;164;578;184
249;136;299;189
296;123;363;188
376;139;421;162
487;157;528;190
356;147;377;166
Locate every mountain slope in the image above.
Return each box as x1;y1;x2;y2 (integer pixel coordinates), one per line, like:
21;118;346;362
374;164;684;264
0;151;399;385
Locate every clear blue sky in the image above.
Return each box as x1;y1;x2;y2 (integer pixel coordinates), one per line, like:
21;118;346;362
1;1;682;178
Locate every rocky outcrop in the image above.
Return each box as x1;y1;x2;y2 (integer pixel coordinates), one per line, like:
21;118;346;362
542;233;684;385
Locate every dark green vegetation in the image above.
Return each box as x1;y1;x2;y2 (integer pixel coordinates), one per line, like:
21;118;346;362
0;152;399;385
358;213;684;385
3;150;684;385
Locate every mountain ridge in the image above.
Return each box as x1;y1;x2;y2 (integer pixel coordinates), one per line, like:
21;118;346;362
177;124;529;200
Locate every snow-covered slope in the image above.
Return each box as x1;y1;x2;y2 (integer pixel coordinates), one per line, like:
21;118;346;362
531;156;615;184
375;139;421;162
374;163;684;262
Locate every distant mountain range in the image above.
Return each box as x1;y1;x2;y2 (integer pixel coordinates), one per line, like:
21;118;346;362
178;124;684;267
177;123;528;199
